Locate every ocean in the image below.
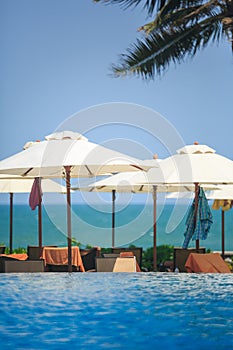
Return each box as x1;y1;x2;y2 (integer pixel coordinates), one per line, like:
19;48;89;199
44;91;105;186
0;202;232;252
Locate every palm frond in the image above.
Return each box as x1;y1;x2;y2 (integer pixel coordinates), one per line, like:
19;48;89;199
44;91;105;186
95;0;233;79
139;1;220;34
112;13;224;79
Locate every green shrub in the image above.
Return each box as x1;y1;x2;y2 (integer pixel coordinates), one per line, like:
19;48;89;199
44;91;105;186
142;245;174;271
5;247;27;254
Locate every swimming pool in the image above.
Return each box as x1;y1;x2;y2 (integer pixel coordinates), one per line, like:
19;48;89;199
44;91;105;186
0;273;232;349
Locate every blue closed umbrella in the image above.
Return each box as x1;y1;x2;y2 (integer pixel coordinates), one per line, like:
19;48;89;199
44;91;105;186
183;187;213;249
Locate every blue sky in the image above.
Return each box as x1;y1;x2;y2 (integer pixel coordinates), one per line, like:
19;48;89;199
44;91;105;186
1;0;233;205
1;0;233;158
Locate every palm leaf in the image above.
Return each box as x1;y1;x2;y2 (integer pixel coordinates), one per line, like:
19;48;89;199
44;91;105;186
111;0;232;78
95;0;233;79
112;13;224;79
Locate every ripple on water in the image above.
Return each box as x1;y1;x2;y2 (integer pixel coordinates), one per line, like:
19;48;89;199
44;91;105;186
0;273;233;349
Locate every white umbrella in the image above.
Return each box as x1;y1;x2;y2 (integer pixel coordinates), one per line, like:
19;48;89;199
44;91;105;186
0;131;149;178
0;131;152;271
144;144;233;185
138;143;233;252
75;169;217;270
207;185;233;258
0;177;68;253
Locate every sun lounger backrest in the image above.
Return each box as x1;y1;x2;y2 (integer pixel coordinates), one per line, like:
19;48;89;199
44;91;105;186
27;246;57;260
111;247;142;268
0;246;6;254
80;247;101;271
113;257;136;272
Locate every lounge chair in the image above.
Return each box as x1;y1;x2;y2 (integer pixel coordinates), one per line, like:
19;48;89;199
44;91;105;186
185;253;231;273
0;255;20;272
0;246;6;254
96;257;118;272
119;252;141;272
173;247;206;272
4;260;45;273
111;247;142;269
46;247;100;272
113;256;137;272
42;246;85;272
0;253;44;273
80;247;101;271
46;264;79;272
27;245;57;260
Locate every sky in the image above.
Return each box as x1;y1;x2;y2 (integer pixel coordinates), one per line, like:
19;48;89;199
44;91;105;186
1;0;233;205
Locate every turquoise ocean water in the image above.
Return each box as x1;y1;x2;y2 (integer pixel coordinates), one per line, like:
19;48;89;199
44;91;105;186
1;202;233;252
0;203;232;251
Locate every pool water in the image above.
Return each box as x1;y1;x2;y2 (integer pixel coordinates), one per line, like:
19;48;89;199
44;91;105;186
0;273;232;349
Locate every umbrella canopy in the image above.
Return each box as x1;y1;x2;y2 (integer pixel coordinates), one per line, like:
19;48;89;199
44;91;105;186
0;131;151;178
207;185;233;201
207;185;233;258
0;177;68;253
81;171;218;194
183;187;213;249
143;144;233;185
0;131;152;272
0;177;67;193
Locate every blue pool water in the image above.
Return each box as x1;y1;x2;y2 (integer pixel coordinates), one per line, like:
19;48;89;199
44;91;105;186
0;273;233;349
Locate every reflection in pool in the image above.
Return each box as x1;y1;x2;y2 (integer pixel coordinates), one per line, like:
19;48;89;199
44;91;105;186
0;273;232;349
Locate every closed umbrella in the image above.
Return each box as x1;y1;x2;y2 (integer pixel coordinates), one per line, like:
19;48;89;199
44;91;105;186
0;177;68;253
183;187;213;249
0;131;152;272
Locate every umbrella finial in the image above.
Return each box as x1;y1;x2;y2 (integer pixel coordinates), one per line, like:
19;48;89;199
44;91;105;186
153;154;158;159
194;141;199;145
23;140;41;150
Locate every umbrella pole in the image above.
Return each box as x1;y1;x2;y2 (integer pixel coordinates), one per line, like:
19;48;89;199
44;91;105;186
221;209;225;259
65;166;72;273
112;189;116;248
153;186;157;271
194;183;200;250
9;192;13;254
36;178;43;256
38;201;42;253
